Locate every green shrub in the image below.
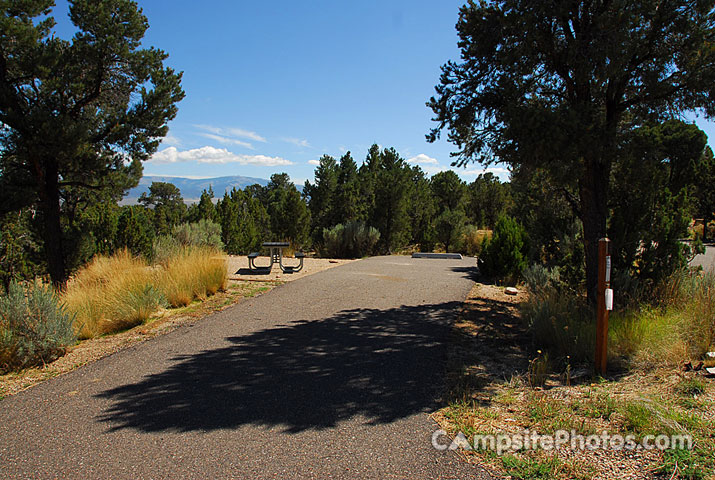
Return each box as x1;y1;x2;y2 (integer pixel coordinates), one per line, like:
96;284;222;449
172;219;223;250
522;264;563;297
322;221;380;258
478;215;528;284
0;281;76;373
153;219;224;264
152;234;181;266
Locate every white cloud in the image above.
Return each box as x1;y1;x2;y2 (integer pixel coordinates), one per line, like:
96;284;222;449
194;124;267;146
307;159;320;165
160;134;182;147
408;153;439;165
149;146;292;166
283;137;311;148
199;133;254;149
226;127;267;143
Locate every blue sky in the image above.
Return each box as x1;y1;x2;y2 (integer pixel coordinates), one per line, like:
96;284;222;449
50;0;715;185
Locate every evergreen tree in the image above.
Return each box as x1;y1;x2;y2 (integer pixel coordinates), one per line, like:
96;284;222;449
0;210;42;291
116;206;154;258
465;173;512;229
334;152;363;224
79;201;120;256
368;147;413;253
695;148;715;241
428;0;715;302
430;171;466;214
304;155;338;244
216;188;268;255
609;121;709;285
408;166;436;251
0;0;184;285
138;182;187;236
265;174;310;247
434;208;467;253
188;187;216;224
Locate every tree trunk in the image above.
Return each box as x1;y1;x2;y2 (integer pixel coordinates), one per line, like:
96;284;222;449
37;160;67;288
580;157;610;305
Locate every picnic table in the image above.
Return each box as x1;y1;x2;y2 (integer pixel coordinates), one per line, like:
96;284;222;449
248;242;305;273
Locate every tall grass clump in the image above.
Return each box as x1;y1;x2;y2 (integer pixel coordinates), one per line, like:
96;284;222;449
520;276;595;363
609;270;714;368
522;267;714;369
609;308;686;368
62;250;165;339
156;246;227;307
676;270;715;358
0;281;76;373
321;221;380;258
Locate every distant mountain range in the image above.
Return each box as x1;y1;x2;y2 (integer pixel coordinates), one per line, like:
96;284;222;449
122;175;274;204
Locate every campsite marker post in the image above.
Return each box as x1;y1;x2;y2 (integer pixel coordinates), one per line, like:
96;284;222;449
595;238;611;375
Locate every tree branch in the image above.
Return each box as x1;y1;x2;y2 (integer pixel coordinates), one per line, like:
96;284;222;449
58;181;103;190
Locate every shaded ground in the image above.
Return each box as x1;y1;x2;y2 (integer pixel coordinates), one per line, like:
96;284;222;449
0;256;493;479
0;281;278;399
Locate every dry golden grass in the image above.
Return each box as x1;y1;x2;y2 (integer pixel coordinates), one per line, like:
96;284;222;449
156;247;228;308
62;247;228;338
62;250;162;339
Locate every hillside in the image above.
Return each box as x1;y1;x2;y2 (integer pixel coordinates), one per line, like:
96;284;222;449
122;175;270;204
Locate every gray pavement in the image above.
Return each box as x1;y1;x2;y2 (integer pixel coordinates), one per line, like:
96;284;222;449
0;256;493;479
690;244;715;272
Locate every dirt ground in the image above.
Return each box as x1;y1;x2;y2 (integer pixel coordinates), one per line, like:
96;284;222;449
435;282;715;480
226;255;355;282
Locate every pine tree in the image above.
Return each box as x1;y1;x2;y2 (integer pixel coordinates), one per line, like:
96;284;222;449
0;0;184;285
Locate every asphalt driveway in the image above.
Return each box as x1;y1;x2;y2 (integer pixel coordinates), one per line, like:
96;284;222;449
0;256;492;479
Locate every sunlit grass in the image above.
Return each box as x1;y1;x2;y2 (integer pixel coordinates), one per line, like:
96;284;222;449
62;247;228;338
63;250;162;339
156;247;228;308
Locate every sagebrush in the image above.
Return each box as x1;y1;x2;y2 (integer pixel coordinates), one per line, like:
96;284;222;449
0;281;76;373
322;221;380;258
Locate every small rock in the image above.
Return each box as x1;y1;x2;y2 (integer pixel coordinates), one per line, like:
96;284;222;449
329;260;338;263
505;287;519;295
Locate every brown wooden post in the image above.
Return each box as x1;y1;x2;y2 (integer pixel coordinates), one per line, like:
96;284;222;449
595;238;610;375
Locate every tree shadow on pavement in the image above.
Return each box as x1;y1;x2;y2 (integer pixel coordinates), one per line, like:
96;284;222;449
95;301;463;434
449;265;481;282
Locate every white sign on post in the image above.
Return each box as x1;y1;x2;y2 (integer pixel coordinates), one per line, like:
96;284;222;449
605;288;614;311
605;255;611;283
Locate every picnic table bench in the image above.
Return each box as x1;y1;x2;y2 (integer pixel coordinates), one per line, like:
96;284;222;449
248;242;305;273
